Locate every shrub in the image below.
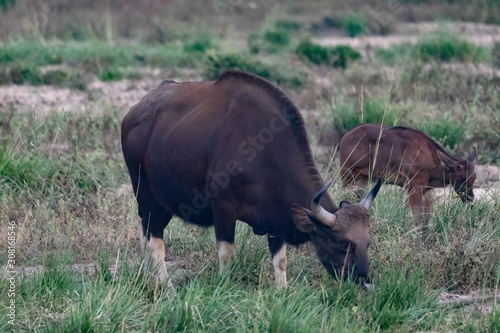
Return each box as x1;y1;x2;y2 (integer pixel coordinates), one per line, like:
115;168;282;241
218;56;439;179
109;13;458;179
334;45;362;69
343;12;367;37
415;31;490;63
248;27;291;54
329;97;399;136
0;66;10;84
9;62;43;85
296;39;361;69
296;39;331;65
99;66;124;81
265;30;290;46
375;44;411;66
42;70;68;86
376;32;490;65
275;20;302;33
183;32;215;54
368;265;439;331
419;113;465;151
0;0;15;10
203;52;304;88
0;142;45;192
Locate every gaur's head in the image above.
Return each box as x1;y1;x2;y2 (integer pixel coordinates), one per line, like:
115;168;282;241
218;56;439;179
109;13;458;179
437;148;476;203
291;180;381;286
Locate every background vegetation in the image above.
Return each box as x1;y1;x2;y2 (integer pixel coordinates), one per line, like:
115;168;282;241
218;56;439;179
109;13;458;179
0;0;499;332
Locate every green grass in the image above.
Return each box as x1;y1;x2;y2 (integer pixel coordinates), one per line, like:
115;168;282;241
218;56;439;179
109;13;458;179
415;31;490;63
1;213;498;332
296;38;361;69
0;109;124;197
183;31;217;54
376;31;491;65
0;100;499;332
1;110;498;330
419;112;466;151
0;38;309;88
342;12;368;38
203;51;306;88
248;26;291;54
0;4;500;332
324;96;400;137
0;39;196;87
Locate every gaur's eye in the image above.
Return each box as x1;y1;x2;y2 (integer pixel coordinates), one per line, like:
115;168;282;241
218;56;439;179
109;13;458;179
338;242;352;253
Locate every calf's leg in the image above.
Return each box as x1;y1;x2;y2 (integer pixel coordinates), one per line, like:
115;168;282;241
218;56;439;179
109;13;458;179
341;169;369;201
408;186;432;246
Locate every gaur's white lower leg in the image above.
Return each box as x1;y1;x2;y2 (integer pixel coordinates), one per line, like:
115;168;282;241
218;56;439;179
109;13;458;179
142;233;172;287
272;244;288;289
217;241;235;274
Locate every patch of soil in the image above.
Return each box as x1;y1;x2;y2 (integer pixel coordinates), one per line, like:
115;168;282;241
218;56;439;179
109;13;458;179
438;290;500;314
0;68;204;116
0;79;155;116
315;22;500;49
433;181;500;205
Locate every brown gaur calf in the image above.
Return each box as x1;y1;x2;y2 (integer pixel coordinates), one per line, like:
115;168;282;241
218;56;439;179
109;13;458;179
340;123;476;243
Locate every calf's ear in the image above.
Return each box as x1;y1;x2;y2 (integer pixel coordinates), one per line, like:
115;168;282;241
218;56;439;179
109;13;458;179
436;149;457;171
291;204;316;233
467;147;476;163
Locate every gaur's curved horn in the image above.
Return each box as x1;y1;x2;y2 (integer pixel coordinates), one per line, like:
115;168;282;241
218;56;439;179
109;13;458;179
360;179;382;210
311;181;336;227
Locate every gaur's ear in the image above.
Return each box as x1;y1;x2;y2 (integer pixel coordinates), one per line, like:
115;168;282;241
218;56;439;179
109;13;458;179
291;204;316;233
436;149;457;171
467;147;476;163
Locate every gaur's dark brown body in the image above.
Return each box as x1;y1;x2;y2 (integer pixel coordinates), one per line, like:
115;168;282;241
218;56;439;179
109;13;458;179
121;71;381;287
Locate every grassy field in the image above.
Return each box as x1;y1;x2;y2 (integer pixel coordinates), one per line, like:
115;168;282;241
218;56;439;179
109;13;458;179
1;1;500;332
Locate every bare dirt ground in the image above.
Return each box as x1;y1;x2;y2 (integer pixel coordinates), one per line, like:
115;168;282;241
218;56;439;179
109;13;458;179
0;68;203;116
315;22;500;48
0;79;155;116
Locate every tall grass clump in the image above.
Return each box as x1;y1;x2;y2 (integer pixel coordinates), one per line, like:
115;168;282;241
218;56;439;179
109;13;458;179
248;26;291;54
327;96;399;136
419;113;465;151
375;44;412;66
183;31;217;54
203;52;305;88
0;39;194;86
296;38;361;69
415;31;490;63
0;108;125;197
368;265;442;331
376;32;490;65
342;12;368;37
0;140;48;193
429;197;500;291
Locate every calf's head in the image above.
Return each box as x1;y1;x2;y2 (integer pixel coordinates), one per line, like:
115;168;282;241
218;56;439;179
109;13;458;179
437;148;476;203
291;180;382;285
